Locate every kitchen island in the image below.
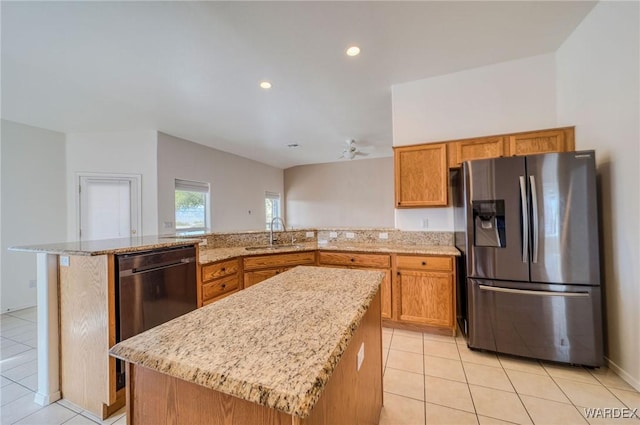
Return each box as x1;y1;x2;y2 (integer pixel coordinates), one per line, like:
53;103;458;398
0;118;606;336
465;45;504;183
110;266;384;425
9;236;201;417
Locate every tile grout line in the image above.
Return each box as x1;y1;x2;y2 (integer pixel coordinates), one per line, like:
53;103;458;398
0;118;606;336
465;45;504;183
500;358;546;425
543;365;601;423
456;341;481;424
586;367;640;413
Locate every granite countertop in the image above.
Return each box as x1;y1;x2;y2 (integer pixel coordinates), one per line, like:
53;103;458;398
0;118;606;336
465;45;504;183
109;266;383;418
200;241;459;264
9;236;202;256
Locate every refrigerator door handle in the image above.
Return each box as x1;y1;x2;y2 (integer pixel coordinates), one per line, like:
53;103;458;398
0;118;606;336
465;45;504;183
529;175;539;263
519;176;529;263
479;285;589;297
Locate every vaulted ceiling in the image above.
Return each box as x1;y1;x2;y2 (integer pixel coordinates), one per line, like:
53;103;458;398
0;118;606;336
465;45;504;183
1;1;596;168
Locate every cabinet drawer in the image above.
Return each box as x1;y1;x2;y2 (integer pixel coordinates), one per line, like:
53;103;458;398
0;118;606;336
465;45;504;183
318;251;390;268
202;259;239;282
202;274;239;301
396;255;452;272
243;251;316;271
203;288;239;306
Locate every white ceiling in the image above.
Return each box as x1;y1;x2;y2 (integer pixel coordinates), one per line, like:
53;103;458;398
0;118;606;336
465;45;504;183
1;1;596;169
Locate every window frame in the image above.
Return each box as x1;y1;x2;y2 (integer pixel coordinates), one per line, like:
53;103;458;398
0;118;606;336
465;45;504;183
265;191;282;230
175;179;210;235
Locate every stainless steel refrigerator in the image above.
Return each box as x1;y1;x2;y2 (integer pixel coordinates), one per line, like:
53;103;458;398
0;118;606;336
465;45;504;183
453;150;603;367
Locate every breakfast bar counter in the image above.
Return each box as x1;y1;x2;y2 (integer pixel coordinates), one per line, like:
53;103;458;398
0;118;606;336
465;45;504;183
110;266;384;424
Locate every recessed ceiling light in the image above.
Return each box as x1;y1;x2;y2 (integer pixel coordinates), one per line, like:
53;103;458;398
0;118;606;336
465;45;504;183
346;46;360;57
260;81;272;89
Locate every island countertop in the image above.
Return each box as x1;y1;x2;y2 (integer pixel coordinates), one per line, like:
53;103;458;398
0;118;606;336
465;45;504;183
109;266;383;418
9;235;202;256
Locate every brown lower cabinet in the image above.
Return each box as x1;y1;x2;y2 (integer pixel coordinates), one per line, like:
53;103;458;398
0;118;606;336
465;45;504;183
394;254;456;335
199;250;457;334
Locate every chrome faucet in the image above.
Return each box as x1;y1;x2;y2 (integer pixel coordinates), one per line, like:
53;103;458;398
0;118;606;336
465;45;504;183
269;217;286;246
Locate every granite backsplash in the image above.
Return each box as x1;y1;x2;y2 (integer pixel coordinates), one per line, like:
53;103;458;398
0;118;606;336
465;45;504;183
198;228;453;249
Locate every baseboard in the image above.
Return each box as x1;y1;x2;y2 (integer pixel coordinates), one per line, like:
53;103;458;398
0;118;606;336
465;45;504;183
605;356;640;392
34;390;61;406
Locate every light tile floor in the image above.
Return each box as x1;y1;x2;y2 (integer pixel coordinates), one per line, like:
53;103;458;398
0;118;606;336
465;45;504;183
2;307;639;424
380;327;640;425
1;307;126;425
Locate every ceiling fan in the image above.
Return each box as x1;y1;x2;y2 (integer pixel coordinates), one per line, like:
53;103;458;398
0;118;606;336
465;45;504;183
340;139;369;160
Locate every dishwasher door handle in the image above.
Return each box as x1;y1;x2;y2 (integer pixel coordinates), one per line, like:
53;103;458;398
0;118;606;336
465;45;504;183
121;260;192;276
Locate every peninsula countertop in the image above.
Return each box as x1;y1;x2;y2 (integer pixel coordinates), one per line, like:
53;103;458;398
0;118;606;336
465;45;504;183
109;266;384;418
9;235;202;256
199;241;460;264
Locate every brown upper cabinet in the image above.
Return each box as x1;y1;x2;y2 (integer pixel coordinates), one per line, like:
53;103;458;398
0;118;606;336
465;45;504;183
394;143;448;207
508;127;574;156
448;136;508;168
394;126;575;208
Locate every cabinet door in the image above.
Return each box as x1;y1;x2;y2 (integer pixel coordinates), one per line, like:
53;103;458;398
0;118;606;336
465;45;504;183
378;269;392;319
243;268;288;288
509;128;574;156
397;270;453;327
452;136;507;167
394;143;447;207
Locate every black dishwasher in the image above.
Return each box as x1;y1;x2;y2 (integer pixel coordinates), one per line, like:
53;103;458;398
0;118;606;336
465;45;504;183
114;245;197;389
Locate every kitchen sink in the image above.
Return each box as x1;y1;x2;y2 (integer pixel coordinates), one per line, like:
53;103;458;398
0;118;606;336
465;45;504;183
244;244;302;251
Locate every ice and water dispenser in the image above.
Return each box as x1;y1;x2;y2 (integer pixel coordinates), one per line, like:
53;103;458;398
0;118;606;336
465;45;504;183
472;200;506;247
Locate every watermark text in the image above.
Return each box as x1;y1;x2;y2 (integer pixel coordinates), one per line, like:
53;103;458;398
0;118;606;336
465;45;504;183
583;407;638;419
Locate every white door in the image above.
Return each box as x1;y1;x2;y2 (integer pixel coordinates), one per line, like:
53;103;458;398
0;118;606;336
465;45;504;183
79;175;141;240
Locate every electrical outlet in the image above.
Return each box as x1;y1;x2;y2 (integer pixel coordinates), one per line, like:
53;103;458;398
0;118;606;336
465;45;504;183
422;218;429;229
345;232;355;239
199;239;208;246
29;279;37;288
329;232;338;238
163;221;173;229
306;231;314;238
357;342;365;371
60;256;70;267
379;232;389;240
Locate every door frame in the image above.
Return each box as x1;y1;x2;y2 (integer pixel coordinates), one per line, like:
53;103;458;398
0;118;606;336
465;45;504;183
76;173;142;240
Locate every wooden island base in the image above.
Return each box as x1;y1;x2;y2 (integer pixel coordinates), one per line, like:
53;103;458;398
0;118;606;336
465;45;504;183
125;292;382;425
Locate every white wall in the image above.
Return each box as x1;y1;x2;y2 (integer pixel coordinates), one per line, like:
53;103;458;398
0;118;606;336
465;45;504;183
284;157;394;228
1;120;67;311
391;53;558;230
157;133;283;233
65;130;158;240
556;1;640;390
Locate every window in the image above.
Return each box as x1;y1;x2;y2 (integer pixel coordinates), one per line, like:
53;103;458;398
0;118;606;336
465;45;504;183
265;191;281;230
175;179;209;234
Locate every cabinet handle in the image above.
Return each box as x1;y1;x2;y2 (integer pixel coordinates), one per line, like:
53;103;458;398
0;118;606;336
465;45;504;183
397;272;400;276
221;284;226;289
221;267;226;272
350;258;355;262
276;271;280;274
421;261;426;266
